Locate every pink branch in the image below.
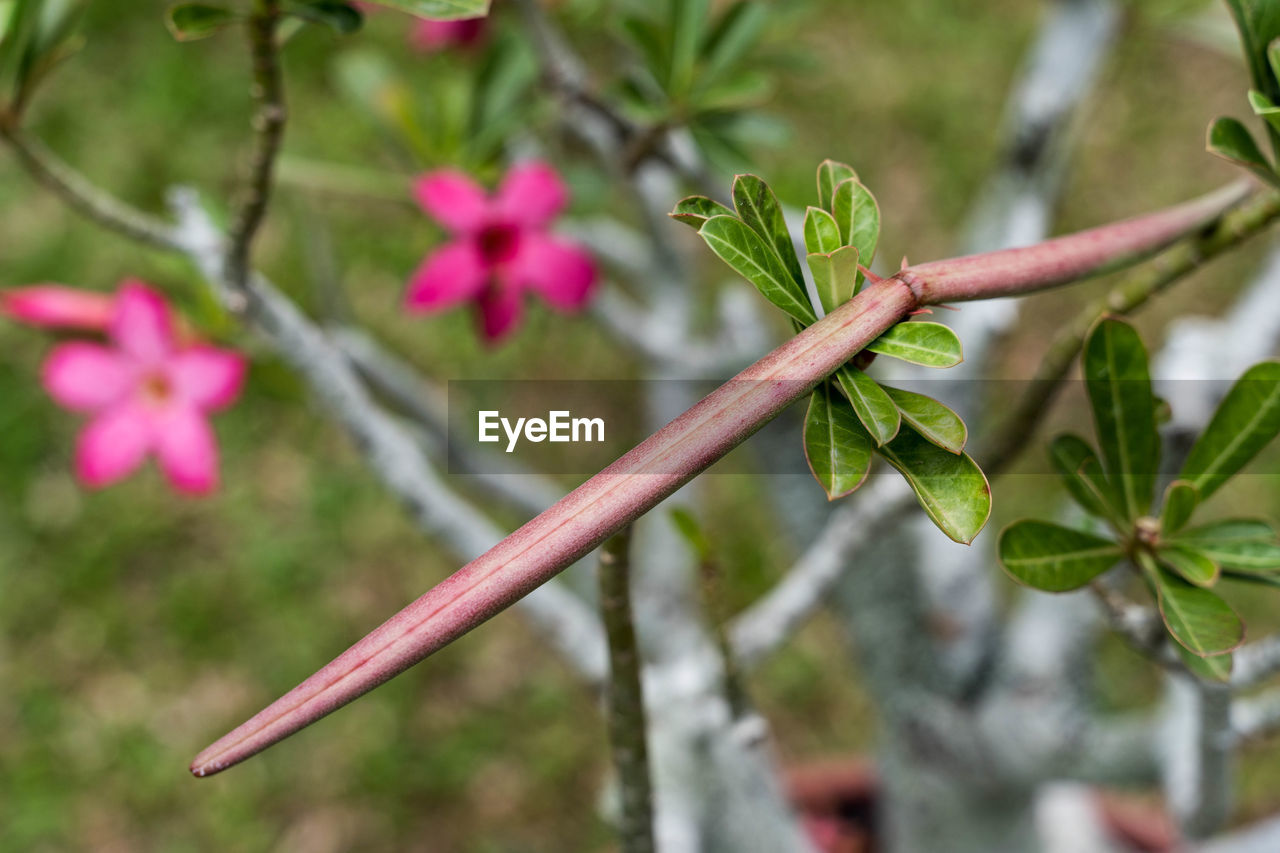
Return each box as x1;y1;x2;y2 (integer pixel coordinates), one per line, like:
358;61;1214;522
191;183;1251;778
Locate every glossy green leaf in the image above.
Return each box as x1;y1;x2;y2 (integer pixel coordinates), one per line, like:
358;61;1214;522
1207;117;1280;187
803;206;841;255
877;425;991;545
1150;563;1243;657
1178;645;1233;682
1224;0;1280;100
836;366;900;446
732;174;806;288
997;520;1124;592
670;195;734;228
1173;521;1280;572
1250;89;1280;135
698;215;815;324
1048;434;1123;523
1158;545;1219;587
1083;318;1159;520
1160;480;1199;535
165;3;238;40
816;158;857;211
361;0;490;20
803;381;874;500
883;386;967;454
807;246;859;314
867;322;963;368
286;1;363;34
831;177;880;264
1180;362;1280;500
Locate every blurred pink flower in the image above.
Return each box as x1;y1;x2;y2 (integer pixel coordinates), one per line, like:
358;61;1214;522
40;281;246;495
410;16;487;52
0;285;115;331
406;161;597;342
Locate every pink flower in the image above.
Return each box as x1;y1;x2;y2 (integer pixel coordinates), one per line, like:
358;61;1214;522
410;16;487;52
406;161;598;342
40;281;247;495
1;285;115;331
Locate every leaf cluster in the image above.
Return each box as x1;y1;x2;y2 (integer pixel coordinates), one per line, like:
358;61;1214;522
671;161;990;544
998;317;1280;680
1207;0;1280;187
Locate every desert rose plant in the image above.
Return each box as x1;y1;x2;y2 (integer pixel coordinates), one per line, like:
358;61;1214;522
9;0;1280;851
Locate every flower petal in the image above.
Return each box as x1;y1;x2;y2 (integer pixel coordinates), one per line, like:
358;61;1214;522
495;161;568;228
477;286;524;342
75;404;153;489
413;171;491;233
1;285;115;330
42;342;134;412
110;281;175;364
153;407;220;496
169;346;247;412
405;241;488;313
513;235;598;310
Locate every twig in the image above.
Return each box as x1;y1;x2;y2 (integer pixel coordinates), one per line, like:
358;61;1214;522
598;526;656;853
1087;579;1187;674
0;125;182;251
980;188;1280;470
225;0;287;295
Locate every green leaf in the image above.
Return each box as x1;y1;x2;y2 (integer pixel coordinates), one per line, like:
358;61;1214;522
1207;117;1280;187
670;195;734;228
807;246;859;315
1150;563;1243;657
803;206;841;255
1224;0;1280;101
1160;480;1199;535
836;366;900;446
816;159;856;211
831;177;880;265
165;3;238;41
803;381;874;500
1082;317;1160;520
1180;362;1280;501
1172;521;1280;572
361;0;490;20
286;1;363;34
883;386;966;454
732;174;806;288
877;425;991;545
1158;545;1220;588
1048;434;1123;523
1178;645;1233;682
698;1;765;87
668;0;708;93
698;215;815;324
1250;89;1280;135
997;520;1124;592
669;507;711;562
866;322;963;368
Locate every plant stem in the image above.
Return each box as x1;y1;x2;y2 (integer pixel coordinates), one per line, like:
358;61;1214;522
0;125;181;251
597;526;656;853
188;184;1254;778
226;0;286;295
980;188;1280;472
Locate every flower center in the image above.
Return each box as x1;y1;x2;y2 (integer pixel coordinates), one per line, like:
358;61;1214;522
476;222;521;265
141;371;174;405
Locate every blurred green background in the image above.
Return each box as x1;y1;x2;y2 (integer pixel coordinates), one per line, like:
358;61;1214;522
2;0;1280;850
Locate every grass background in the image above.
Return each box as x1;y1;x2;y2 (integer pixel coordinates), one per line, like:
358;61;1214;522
2;0;1280;850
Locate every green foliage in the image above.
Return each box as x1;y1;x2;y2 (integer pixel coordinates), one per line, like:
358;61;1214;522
998;520;1124;592
803;381;873;500
362;0;490;19
672;161;987;543
998;319;1280;679
285;1;364;35
616;1;779;172
1208;0;1280;177
0;0;85;119
164;4;238;41
1207;116;1280;188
